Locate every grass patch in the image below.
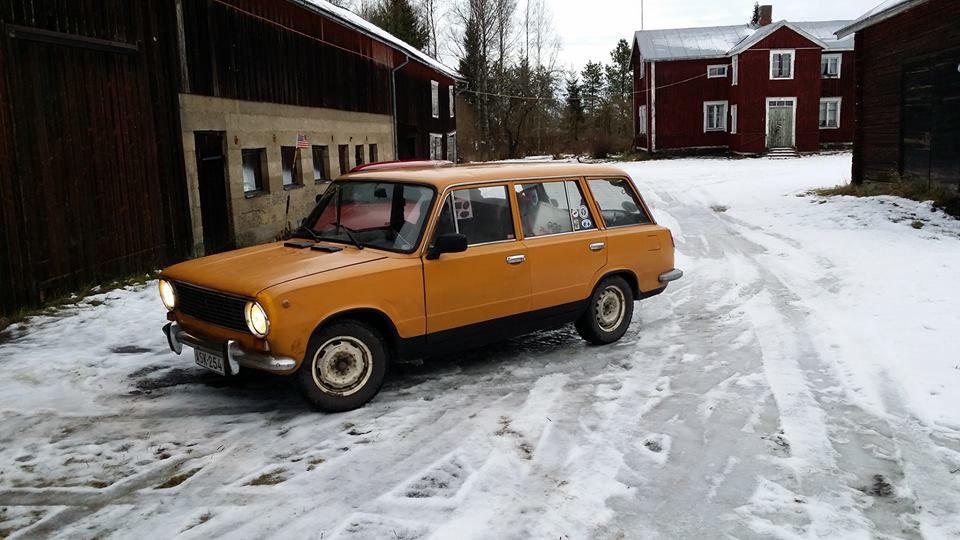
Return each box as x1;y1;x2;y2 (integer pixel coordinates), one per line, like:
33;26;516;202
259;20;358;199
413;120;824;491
812;177;960;218
154;468;202;489
911;221;925;230
245;470;287;486
710;204;729;213
0;271;159;335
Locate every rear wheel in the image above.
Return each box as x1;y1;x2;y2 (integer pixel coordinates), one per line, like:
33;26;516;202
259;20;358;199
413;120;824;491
297;321;388;412
575;276;635;345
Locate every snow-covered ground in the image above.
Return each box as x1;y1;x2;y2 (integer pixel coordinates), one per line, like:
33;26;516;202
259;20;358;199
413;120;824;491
2;153;960;539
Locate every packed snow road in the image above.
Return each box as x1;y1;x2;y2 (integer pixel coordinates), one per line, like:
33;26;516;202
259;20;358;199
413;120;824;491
2;154;960;539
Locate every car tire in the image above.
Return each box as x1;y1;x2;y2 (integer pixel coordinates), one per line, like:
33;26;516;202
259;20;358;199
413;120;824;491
575;276;635;345
297;320;389;412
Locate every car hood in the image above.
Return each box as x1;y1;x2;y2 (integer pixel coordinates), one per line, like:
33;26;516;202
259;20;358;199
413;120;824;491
161;241;387;298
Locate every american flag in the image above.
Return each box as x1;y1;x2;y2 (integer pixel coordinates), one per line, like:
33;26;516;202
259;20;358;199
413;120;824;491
295;133;310;149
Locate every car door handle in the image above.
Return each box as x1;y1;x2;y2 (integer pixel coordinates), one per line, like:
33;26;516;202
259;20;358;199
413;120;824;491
505;254;526;265
589;242;606;251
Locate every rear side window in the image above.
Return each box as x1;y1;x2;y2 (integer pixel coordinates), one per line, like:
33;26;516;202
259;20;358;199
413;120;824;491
516;180;596;237
433;185;515;246
587;178;652;227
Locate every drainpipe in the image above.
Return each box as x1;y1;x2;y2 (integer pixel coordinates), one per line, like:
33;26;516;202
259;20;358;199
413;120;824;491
391;55;411;160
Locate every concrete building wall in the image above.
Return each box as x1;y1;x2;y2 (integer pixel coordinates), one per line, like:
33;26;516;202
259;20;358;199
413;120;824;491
179;94;395;255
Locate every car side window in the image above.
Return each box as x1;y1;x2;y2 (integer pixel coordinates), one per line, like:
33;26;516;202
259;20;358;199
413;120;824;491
587;178;652;227
432;185;515;246
517;180;596;237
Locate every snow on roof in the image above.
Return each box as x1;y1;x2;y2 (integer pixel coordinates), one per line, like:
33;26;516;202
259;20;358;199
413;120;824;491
836;0;929;38
292;0;461;80
634;20;853;61
634;25;752;61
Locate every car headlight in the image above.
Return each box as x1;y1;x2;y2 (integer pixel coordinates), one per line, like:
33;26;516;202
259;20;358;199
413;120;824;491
245;301;270;338
159;279;177;311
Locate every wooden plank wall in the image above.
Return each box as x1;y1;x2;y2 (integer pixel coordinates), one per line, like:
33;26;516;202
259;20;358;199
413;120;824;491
181;0;393;115
853;0;960;184
0;0;192;314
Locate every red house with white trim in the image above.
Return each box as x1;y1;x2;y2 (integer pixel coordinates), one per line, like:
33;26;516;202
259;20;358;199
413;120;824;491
632;5;856;155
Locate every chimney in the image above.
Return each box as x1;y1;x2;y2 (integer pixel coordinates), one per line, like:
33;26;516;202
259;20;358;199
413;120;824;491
759;5;773;26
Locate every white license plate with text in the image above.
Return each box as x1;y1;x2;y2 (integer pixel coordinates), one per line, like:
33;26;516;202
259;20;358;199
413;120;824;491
194;348;226;376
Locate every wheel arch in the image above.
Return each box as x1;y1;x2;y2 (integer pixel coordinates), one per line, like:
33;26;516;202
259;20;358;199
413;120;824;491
594;269;640;299
312;308;401;356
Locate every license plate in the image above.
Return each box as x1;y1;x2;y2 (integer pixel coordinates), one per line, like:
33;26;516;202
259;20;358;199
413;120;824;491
194;348;226;376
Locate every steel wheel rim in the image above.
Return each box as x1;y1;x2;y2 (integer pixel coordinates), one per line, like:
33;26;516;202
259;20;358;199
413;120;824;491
596;285;626;332
312;336;373;396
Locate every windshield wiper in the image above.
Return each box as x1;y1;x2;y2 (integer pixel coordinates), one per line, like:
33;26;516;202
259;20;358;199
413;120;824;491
293;224;320;241
337;224;364;250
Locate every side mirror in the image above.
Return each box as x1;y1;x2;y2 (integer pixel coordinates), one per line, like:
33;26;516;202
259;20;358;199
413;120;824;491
426;233;468;260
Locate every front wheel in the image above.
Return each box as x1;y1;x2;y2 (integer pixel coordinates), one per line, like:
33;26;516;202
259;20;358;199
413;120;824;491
575;276;635;345
297;321;388;412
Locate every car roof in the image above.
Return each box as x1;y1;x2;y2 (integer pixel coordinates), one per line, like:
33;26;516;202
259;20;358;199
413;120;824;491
338;162;631;190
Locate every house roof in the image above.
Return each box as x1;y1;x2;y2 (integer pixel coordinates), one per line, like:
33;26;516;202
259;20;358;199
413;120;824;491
634;19;853;61
836;0;929;38
292;0;461;80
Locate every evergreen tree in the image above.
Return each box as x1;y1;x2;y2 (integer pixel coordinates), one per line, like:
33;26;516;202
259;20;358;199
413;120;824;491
371;0;430;51
604;39;632;99
565;74;584;141
580;61;604;115
749;2;761;27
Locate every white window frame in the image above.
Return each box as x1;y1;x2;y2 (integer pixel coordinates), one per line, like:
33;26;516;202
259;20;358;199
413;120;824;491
821;53;842;79
707;64;728;78
637;61;645;79
431;80;440;119
819;97;842;129
703;100;728;132
446;131;457;161
448;86;455;118
769;49;795;80
730;104;738;134
429;132;443;159
638;105;648;135
732;55;739;86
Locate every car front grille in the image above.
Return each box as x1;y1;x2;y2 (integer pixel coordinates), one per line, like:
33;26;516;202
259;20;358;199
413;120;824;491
175;282;249;333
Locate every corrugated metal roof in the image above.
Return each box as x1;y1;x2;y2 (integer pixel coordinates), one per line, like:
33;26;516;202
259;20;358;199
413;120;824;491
836;0;929;38
634;24;753;61
293;0;461;80
634;20;853;61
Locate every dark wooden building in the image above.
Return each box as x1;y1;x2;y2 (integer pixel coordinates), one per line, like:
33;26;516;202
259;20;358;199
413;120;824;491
836;0;960;187
632;5;855;155
0;0;459;316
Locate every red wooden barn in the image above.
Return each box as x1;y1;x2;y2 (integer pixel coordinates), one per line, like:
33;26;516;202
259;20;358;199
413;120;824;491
632;5;856;155
836;0;960;187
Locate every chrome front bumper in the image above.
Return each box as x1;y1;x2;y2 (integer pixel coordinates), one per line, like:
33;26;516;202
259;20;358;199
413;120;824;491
658;268;684;283
162;322;297;374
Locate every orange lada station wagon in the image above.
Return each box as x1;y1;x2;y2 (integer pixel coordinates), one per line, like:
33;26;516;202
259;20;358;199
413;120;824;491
159;162;682;411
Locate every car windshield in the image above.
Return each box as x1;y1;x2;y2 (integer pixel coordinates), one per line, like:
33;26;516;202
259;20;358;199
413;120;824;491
297;181;435;253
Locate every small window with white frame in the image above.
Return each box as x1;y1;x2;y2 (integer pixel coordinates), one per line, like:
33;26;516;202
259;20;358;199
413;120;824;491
707;65;728;78
638;61;645;79
730;104;738;134
448;86;455;118
770;49;795;80
821;54;842;78
429;133;443;159
732;55;739;85
819;98;841;129
431;80;439;118
638;105;647;134
704;101;728;132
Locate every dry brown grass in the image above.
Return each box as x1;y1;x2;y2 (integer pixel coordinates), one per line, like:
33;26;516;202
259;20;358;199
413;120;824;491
813;177;960;218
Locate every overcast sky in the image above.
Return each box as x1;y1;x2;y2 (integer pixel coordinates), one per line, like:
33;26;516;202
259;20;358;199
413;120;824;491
549;0;882;69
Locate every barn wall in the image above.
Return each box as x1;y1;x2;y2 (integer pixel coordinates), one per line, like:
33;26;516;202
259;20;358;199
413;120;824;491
395;67;456;160
852;0;960;184
0;0;192;314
